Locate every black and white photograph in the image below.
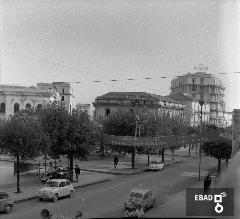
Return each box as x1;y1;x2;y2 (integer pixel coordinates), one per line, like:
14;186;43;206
0;0;240;218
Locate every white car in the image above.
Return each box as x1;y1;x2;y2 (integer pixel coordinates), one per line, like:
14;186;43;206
37;179;74;202
148;161;164;171
125;188;155;211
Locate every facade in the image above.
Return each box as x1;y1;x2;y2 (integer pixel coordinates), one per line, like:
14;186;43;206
93;92;186;121
0;84;58;120
37;82;75;113
232;109;240;156
166;93;210;126
76;103;91;115
170;67;225;127
223;111;232;127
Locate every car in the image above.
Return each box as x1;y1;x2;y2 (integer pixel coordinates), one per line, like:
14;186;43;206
37;179;74;202
125;188;155;212
0;192;14;214
148;160;164;171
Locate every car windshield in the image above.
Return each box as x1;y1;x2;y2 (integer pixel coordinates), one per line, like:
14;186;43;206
151;161;160;164
130;192;142;198
47;181;59;187
0;193;8;199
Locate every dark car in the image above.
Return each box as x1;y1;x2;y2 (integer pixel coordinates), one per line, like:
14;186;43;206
0;192;14;214
40;167;69;183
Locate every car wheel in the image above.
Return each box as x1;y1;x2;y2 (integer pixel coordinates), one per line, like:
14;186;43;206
68;190;73;198
53;194;58;202
5;205;12;214
39;198;43;201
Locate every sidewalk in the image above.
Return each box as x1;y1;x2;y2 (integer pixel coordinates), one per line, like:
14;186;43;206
1;171;117;203
75;153;188;175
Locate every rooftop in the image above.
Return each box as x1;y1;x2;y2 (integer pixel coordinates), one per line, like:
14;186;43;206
165;93;194;102
95;92;181;104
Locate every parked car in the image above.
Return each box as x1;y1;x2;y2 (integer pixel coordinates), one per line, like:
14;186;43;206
148;160;164;171
0;192;14;214
125;188;155;212
38;179;74;202
40;167;69;183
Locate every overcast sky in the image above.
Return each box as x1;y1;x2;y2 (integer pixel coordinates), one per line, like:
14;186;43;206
1;0;240;111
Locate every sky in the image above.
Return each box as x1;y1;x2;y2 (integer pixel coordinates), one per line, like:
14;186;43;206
1;0;240;112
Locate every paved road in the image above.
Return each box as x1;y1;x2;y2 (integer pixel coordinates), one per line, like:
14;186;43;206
0;155;218;219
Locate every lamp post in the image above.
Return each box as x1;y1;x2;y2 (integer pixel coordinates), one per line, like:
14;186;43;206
198;100;204;181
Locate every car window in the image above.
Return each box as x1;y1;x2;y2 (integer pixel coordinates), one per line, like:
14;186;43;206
47;181;59;187
148;191;152;197
130;192;142;199
66;181;70;186
59;182;65;187
0;193;8;199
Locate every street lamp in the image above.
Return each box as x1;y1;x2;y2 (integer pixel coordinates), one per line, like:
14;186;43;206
198;100;204;181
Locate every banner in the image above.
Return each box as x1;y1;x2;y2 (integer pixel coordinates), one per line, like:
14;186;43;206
102;130;219;149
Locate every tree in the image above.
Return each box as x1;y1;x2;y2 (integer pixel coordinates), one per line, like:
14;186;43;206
38;104;100;181
0;110;48;193
102;110;188;163
202;138;232;175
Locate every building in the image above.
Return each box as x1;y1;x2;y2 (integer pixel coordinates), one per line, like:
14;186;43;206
76;103;91;116
166;93;210;126
37;82;75;113
93;92;186;121
223;111;232;127
232;109;240;156
170;65;225;126
0;84;58;120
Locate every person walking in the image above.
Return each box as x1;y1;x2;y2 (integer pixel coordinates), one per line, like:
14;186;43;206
74;165;80;182
204;174;212;194
114;155;118;169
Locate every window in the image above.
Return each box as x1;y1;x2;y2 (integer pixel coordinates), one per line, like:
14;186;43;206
14;103;20;113
0;103;5;113
26;103;31;110
200;78;204;85
66;181;70;186
61;96;64;101
105;108;110;116
62;88;65;93
59;182;65;187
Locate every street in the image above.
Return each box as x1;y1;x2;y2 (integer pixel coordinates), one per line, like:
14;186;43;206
1;154;218;219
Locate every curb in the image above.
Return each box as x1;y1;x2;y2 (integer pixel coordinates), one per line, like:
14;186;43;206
80;168;147;175
14;178;111;203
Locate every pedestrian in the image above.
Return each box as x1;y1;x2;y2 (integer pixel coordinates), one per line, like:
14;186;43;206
114;155;118;169
40;209;65;219
204;174;212;193
75;164;80;182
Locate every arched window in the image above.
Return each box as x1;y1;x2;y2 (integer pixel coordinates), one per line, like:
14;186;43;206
26;103;31;110
37;104;43;110
14;103;20;113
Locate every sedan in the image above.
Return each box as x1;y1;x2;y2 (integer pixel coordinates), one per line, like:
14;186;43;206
38;179;74;202
148;161;164;171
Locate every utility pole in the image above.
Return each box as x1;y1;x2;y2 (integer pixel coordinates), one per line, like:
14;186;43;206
198;100;204;181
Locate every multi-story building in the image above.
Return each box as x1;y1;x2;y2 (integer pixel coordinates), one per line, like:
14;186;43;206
232;109;240;155
166;93;210;126
170;66;225;126
37;82;75;113
0;84;58;120
223;111;232;127
93;92;186;121
76;103;91;116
